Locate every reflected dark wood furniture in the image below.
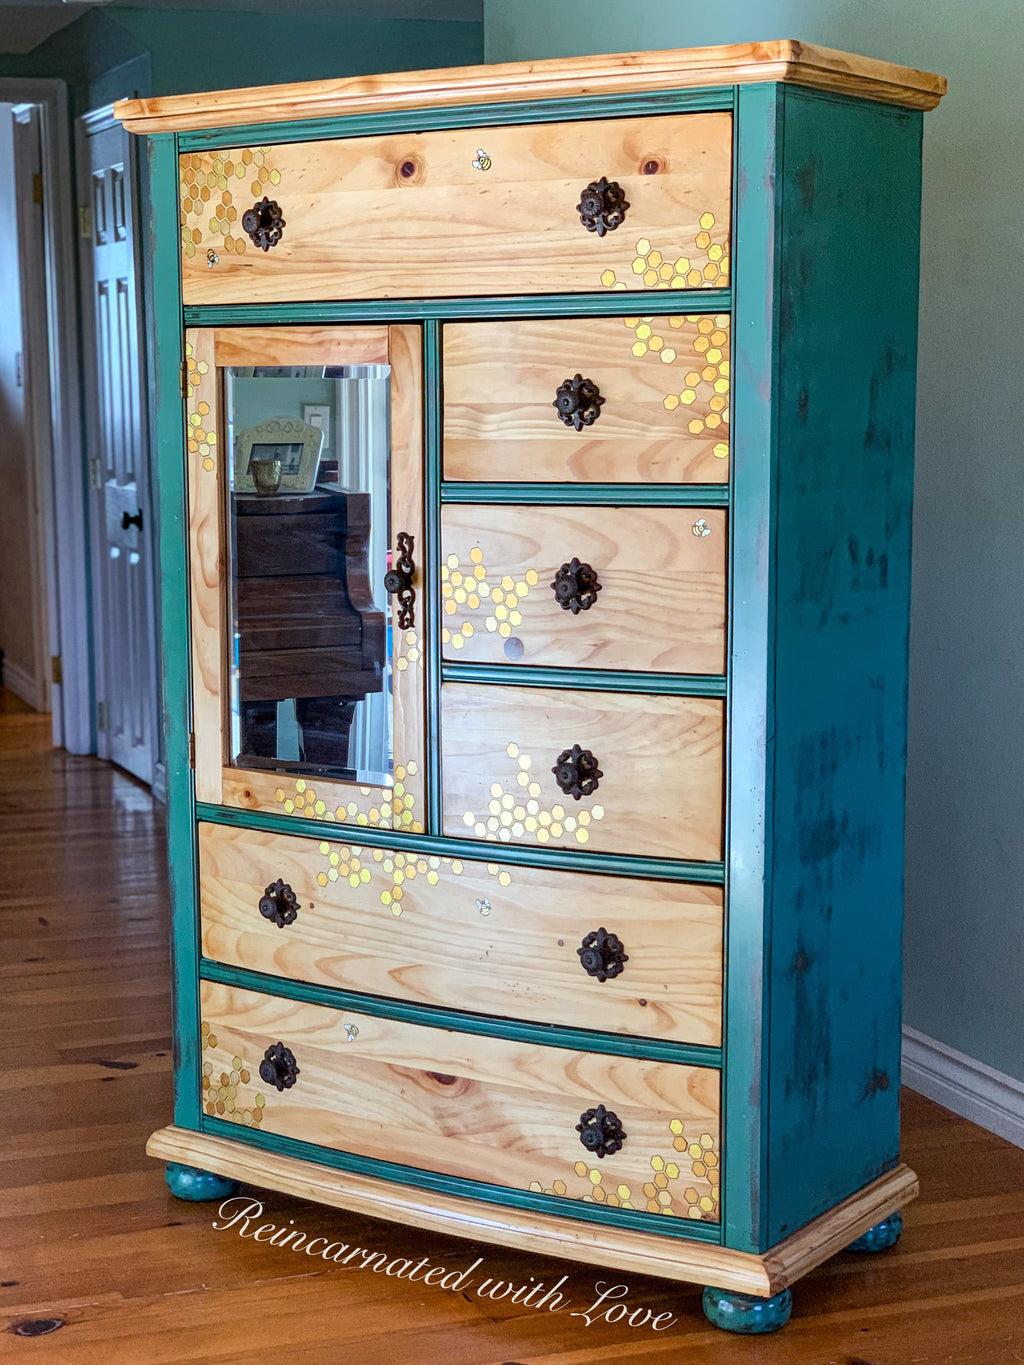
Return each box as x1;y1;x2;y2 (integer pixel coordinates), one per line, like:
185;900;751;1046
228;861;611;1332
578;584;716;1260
232;485;385;767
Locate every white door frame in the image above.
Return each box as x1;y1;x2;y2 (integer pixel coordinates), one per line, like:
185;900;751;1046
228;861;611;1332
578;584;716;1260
0;77;89;752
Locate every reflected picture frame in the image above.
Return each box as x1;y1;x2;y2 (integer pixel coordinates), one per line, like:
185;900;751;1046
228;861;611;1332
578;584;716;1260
233;415;325;494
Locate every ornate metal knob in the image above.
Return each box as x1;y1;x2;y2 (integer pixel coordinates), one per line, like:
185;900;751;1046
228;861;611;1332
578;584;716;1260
259;1041;300;1092
577;927;628;982
551;558;602;613
552;744;602;800
258;878;299;928
241;196;285;251
577;1104;627;1158
383;532;415;629
576;177;630;236
553;374;604;430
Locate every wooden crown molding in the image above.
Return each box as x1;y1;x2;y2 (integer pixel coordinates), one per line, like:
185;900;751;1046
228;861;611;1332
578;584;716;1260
114;40;946;135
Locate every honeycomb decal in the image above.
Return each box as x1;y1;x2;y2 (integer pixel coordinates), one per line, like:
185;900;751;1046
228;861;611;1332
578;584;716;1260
201;1021;266;1129
599;214;730;292
185;341;216;473
180;147;280;260
460;741;605;847
311;839;512;918
441;548;540;652
528;1121;719;1221
273;760;423;832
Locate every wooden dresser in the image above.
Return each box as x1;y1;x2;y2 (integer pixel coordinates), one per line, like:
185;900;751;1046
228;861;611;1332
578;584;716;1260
116;41;946;1334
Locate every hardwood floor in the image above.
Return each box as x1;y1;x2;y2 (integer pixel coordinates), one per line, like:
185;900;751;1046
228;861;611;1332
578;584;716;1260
1;700;1023;1362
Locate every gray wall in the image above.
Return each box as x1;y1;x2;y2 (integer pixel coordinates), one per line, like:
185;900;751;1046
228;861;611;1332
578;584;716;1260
0;105;37;706
485;2;1024;1083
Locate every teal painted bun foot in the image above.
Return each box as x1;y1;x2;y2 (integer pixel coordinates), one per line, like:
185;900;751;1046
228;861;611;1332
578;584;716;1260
845;1211;903;1253
164;1162;239;1201
702;1286;793;1334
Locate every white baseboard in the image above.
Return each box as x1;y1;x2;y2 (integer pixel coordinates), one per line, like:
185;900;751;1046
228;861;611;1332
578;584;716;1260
1;659;42;711
902;1026;1024;1150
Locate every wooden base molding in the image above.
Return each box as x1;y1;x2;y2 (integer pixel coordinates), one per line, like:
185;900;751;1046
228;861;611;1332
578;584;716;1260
147;1125;917;1297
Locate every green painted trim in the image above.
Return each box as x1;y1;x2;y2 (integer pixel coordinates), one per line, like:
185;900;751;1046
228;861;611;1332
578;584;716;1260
442;663;727;697
182;290;732;327
178;86;735;150
201;1115;723;1242
441;482;730;506
194;800;726;884
149;133;201;1133
721;83;784;1254
423;321;442;836
200;958;723;1068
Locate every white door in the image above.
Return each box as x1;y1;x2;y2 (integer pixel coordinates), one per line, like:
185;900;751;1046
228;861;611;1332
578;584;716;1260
78;107;157;785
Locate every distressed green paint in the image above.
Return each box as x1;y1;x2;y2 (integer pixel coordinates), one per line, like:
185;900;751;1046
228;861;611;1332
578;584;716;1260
178;86;734;150
440;483;730;506
763;87;922;1247
721;83;782;1254
200;958;723;1069
423;321;443;836
194;800;726;884
182;289;732;327
441;663;727;697
148;133;201;1132
202;1115;723;1241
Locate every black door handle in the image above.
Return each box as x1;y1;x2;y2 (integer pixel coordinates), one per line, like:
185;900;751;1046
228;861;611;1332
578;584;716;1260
121;509;143;531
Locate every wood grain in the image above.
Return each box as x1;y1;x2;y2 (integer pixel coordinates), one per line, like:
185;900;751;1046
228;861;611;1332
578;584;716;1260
441;684;724;861
199;981;720;1210
115;41;947;134
177;114;732;304
198;821;724;1046
443;316;731;484
188;324;426;827
440;505;727;673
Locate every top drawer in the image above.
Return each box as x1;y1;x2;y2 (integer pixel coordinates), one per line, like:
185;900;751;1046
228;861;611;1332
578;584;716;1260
179;112;732;304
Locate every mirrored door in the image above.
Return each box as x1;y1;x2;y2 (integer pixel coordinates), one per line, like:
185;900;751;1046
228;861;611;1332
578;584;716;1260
186;326;425;832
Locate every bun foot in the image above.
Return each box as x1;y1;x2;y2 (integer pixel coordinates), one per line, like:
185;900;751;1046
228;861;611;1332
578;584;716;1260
846;1211;903;1253
702;1285;793;1334
164;1162;239;1201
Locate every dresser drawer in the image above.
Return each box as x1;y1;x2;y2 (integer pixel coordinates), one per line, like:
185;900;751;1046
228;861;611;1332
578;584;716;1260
440;505;727;673
443;315;731;483
441;684;724;861
200;980;721;1221
179;112;731;305
199;822;723;1047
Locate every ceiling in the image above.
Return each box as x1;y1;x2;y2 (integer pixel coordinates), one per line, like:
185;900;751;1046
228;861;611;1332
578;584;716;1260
0;0;483;55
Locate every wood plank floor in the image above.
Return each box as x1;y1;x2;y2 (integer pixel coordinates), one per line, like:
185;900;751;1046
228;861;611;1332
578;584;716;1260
2;698;1023;1363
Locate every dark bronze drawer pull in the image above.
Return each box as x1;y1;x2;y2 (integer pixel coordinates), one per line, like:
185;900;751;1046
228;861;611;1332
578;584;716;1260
552;744;602;800
576;177;629;236
577;1104;627;1158
384;532;416;629
258;878;299;928
551;558;602;613
553;374;604;430
259;1042;300;1092
577;927;628;982
241;196;285;251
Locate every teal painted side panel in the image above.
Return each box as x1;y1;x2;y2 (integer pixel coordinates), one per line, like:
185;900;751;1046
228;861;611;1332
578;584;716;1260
722;83;783;1254
147;134;201;1132
764;89;923;1245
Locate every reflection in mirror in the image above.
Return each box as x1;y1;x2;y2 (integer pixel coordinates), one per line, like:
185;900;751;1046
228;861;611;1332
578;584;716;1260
224;364;392;786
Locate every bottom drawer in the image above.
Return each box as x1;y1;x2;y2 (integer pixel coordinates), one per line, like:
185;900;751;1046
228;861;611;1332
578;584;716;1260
200;981;721;1223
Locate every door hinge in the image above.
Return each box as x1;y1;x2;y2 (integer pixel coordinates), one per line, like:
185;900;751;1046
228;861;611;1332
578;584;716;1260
187;731;196;769
79;204;92;238
97;700;107;732
88;457;103;491
180;360;188;399
33;172;43;206
51;655;62;686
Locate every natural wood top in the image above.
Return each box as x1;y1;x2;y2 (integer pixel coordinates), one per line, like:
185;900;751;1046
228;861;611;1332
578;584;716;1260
114;40;946;134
